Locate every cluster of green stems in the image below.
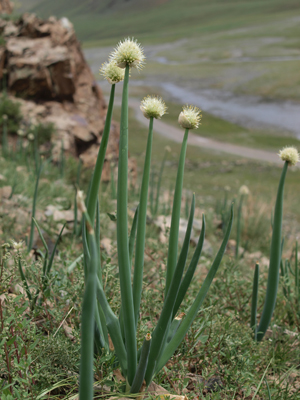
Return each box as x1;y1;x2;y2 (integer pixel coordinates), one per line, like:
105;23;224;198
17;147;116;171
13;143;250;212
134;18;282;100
78;61;234;399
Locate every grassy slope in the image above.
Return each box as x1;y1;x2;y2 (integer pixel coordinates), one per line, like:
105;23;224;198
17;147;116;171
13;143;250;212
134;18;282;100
26;0;300;45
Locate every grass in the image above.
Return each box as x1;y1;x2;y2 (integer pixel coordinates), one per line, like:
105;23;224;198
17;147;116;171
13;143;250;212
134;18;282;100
1;102;300;398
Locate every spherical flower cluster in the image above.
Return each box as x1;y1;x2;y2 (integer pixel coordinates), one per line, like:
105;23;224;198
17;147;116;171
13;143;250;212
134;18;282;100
140;95;167;119
99;60;125;84
239;185;250;196
110;37;145;70
2;114;8;121
178;105;202;130
278;146;300;166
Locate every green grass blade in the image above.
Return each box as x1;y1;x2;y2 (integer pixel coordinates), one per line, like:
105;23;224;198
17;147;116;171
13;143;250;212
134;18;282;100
145;194;195;384
257;162;288;341
165;129;189;296
32;217;49;276
18;258;32;302
154;205;233;379
116;65;136;384
87;84;115;225
133;117;154;326
27;162;43;252
251;263;259;340
46;223;65;276
235;195;244;258
172;213;206;319
129;205;139;266
130;334;151;394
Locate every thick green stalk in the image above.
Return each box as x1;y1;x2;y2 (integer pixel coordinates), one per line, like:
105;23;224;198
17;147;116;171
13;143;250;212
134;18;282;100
153;206;233;381
251;263;259;341
130;334;151;394
154;149;168;215
129;205;139;266
133;117;154;326
256;162;288;341
116;65;136;385
79;218;98;400
295;242;299;301
87;84;115;225
96;277;127;376
165;129;189;296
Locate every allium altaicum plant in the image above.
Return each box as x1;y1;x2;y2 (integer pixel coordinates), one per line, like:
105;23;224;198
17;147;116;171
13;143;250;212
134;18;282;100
251;146;300;341
79;37;233;399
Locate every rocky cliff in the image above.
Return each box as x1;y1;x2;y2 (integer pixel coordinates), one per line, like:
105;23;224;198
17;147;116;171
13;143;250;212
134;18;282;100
0;11;123;179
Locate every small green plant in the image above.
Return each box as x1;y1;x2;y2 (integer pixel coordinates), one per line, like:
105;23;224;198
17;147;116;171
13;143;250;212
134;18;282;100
78;38;233;398
251;147;300;341
0;94;22;135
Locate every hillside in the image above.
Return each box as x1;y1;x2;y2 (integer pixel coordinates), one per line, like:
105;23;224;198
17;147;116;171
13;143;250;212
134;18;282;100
18;0;300;46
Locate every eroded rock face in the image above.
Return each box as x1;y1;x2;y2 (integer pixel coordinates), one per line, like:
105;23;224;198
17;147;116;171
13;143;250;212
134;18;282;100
0;13;125;178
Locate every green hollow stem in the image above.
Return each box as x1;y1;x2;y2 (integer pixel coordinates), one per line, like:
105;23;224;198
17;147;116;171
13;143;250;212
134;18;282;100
251;263;259;341
145;194;195;384
79;218;98;400
130;334;151;394
129;205;139;266
96;277;128;376
154;149;168;215
165;129;189;297
172;214;206;319
116;65;136;385
256;161;288;342
28;162;43;252
133;117;154;326
87;84;115;225
295;242;299;301
235;195;244;258
153;205;233;380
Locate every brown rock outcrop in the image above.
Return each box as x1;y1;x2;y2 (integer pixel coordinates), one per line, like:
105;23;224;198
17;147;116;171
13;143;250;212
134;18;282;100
0;0;13;15
0;13;125;179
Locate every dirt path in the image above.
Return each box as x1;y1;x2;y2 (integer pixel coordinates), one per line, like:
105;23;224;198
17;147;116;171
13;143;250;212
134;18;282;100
127;99;282;164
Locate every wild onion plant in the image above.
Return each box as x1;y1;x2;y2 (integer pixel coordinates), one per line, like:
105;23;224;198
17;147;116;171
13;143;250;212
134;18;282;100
251;147;300;341
79;38;233;398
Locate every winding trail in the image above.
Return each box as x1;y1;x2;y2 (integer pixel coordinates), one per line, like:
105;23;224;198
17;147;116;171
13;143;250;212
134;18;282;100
125;99;282;165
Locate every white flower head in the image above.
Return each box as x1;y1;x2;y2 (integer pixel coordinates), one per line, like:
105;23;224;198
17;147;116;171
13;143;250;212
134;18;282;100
11;240;24;251
17;129;26;137
278;146;300;166
178;105;202;130
2;114;8;121
140;95;167;119
110;37;145;70
27;133;35;141
99;60;125;84
239;185;250;196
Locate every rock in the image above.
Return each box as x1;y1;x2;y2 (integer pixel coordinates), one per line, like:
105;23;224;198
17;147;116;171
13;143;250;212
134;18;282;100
0;12;128;175
0;0;13;15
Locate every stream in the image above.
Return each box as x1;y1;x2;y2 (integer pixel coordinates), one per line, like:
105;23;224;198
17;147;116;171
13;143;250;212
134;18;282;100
84;46;300;138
